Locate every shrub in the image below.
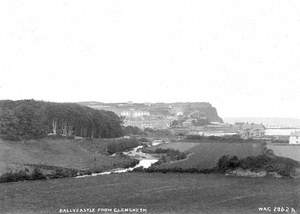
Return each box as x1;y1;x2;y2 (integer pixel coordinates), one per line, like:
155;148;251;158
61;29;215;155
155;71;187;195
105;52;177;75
30;168;46;180
0;168;46;183
153;148;168;153
106;138;140;154
49;168;78;179
265;156;298;176
166;149;187;161
0;166;83;183
144;128;172;137
132;166;145;172
147;148;187;167
139;137;150;142
239;155;271;170
122;126;145;136
0;170;28;182
217;155;240;172
216;154;298;177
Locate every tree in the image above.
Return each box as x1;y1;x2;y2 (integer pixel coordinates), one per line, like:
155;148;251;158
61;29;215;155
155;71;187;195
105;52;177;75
0;100;124;140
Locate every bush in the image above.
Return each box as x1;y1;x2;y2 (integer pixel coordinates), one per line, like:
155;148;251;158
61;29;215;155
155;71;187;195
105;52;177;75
144;128;172;137
0;168;46;183
47;168;79;179
266;156;298;176
239;155;271;170
217;155;240;172
142;166;217;174
185;135;264;144
153;148;169;153
216;154;299;177
0;170;28;182
139;137;150;142
167;149;187;161
30;168;46;180
0;166;83;183
106;138;140;154
132;166;145;172
122;126;145;136
149;148;187;164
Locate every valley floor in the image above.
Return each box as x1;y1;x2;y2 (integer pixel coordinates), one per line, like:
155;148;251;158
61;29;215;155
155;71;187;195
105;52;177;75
0;173;299;214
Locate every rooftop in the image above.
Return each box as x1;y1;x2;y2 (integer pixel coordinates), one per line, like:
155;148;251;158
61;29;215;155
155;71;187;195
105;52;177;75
290;131;300;136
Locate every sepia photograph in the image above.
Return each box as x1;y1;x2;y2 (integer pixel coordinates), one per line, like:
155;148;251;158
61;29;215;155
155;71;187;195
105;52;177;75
0;0;299;213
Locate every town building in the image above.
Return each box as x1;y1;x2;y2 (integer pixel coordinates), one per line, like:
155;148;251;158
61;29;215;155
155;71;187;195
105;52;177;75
182;118;194;127
289;131;300;144
235;123;265;139
123;117;172;130
120;109;150;118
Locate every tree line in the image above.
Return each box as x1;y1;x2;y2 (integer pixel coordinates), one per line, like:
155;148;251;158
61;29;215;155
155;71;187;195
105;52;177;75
0;100;123;140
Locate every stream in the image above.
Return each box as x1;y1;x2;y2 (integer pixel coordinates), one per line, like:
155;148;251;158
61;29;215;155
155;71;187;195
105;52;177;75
76;145;159;178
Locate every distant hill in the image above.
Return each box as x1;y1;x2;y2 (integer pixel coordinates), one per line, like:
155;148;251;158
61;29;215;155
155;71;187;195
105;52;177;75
78;101;223;123
224;117;300;128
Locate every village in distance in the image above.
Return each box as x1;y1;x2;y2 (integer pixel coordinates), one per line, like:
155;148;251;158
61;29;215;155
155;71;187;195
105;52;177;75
0;99;299;214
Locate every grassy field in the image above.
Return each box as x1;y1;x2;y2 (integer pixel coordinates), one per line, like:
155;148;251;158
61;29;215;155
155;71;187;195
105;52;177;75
150;142;200;152
0;173;299;214
267;143;300;162
152;142;265;170
0;138;137;176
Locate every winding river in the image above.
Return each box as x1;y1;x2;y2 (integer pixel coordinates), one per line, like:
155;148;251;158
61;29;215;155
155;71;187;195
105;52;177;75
76;145;159;178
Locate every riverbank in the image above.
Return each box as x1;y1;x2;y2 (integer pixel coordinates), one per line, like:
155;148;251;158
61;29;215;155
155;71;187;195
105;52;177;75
76;146;158;178
0;137;141;182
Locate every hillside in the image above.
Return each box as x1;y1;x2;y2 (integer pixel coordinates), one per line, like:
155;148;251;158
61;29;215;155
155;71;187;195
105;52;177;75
79;101;223;123
147;141;265;170
0;138;137;177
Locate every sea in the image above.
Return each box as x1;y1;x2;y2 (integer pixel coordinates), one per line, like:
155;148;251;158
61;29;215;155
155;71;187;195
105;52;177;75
265;128;300;136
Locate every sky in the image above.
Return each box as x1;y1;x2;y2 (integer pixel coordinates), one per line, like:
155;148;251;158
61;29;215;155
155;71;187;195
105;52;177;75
0;0;300;118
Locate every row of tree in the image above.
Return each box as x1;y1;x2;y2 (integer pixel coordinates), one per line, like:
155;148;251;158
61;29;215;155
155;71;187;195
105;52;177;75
0;100;123;140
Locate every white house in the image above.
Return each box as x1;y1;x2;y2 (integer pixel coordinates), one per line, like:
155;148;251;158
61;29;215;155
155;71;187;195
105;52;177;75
289;131;300;144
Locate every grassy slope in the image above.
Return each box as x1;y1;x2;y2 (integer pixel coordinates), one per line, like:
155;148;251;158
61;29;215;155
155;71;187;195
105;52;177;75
151;142;200;152
0;173;299;214
153;142;265;170
267;143;300;162
0;138;136;175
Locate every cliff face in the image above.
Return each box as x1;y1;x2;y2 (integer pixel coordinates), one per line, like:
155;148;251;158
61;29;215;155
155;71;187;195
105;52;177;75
79;102;223;123
169;102;223;123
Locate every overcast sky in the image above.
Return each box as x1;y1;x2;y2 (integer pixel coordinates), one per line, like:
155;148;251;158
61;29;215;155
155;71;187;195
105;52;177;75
0;0;300;118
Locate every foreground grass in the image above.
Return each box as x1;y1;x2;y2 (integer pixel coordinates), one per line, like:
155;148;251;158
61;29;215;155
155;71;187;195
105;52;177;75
0;173;299;214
